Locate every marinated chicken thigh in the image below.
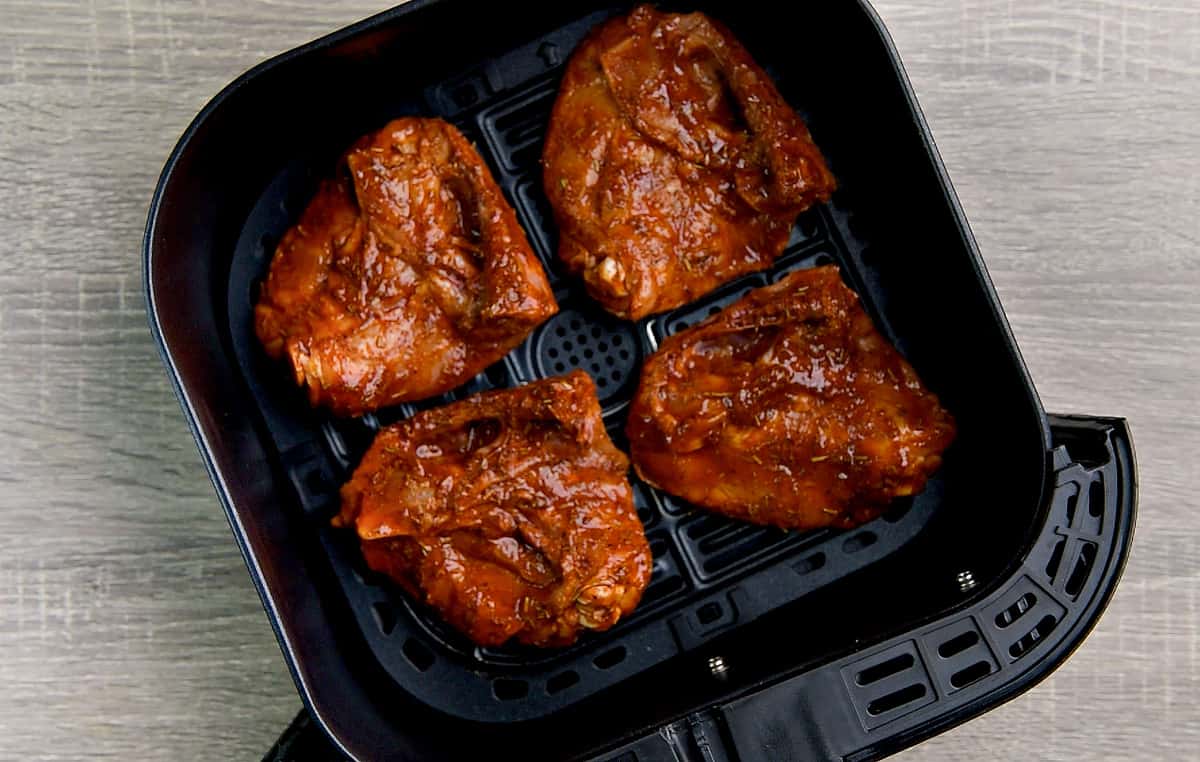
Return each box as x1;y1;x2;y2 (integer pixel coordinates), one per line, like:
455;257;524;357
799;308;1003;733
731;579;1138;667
255;117;556;416
336;371;651;647
627;266;955;530
543;5;836;319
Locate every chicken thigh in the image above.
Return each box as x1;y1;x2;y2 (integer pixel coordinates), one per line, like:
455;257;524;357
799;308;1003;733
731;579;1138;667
543;5;836;319
256;117;556;416
336;371;651;647
627;266;955;530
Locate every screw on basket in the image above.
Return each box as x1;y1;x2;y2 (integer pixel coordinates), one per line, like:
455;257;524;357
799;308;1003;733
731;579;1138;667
956;570;977;592
707;655;730;679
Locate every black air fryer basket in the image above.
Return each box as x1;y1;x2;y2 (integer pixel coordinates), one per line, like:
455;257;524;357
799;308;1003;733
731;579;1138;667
144;2;1137;759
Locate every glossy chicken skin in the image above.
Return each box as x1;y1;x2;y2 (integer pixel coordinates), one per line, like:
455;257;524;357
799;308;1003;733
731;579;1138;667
543;5;836;320
336;371;651;647
627;266;955;530
255;118;556;416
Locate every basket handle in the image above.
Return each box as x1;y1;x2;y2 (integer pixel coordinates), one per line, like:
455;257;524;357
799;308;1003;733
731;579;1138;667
265;415;1136;762
602;414;1137;762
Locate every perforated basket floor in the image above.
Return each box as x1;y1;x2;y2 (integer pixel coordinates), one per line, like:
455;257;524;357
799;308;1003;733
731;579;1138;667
226;9;947;722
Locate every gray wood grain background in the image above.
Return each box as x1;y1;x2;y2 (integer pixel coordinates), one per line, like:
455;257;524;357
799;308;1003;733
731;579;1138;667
0;1;1195;759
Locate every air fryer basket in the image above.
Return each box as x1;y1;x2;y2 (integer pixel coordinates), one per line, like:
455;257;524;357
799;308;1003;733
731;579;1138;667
144;1;1136;760
264;414;1133;761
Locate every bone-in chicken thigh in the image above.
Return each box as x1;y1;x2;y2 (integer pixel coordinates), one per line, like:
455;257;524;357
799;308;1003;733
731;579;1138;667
255;117;556;416
543;5;836;320
627;266;955;530
336;371;651;647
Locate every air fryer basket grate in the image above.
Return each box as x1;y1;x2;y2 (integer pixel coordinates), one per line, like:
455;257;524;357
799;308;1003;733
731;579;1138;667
226;8;948;722
147;1;1138;756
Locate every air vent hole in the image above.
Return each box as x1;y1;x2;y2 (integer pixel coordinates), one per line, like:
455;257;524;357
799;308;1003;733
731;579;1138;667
546;670;579;695
1009;614;1057;658
950;660;992;689
843;531;877;553
793;552;826;575
1046;538;1067;582
1088;478;1104;519
372;602;396;635
450;83;478;108
856;652;914;686
937;630;980;659
881;497;912;523
593;646;627;670
1065;542;1097;598
493;678;529;700
866;683;926;715
696;602;723;625
304;468;329;495
537;310;639;397
402;638;434;672
994;592;1036;629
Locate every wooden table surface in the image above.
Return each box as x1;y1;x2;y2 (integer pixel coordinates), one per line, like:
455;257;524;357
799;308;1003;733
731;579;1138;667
0;1;1195;759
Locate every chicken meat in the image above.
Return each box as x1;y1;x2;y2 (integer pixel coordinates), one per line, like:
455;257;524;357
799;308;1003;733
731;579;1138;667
542;5;836;320
255;117;557;416
335;370;651;647
627;266;955;530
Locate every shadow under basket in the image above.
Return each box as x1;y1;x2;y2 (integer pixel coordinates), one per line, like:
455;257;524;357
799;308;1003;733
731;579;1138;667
144;1;1137;760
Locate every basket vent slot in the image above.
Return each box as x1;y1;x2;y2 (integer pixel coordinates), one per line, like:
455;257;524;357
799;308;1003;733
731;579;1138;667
792;552;826;576
372;602;396;635
593;647;627;670
937;630;979;659
1009;614;1058;659
696;602;723;625
994;592;1036;628
842;531;878;554
402;638;434;672
867;683;926;716
642;574;686;606
662;281;763;337
949;660;992;689
1064;542;1098;598
492;678;529;701
856;653;914;686
1046;537;1067;582
546;670;579;695
1088;479;1104;519
702;527;789;574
